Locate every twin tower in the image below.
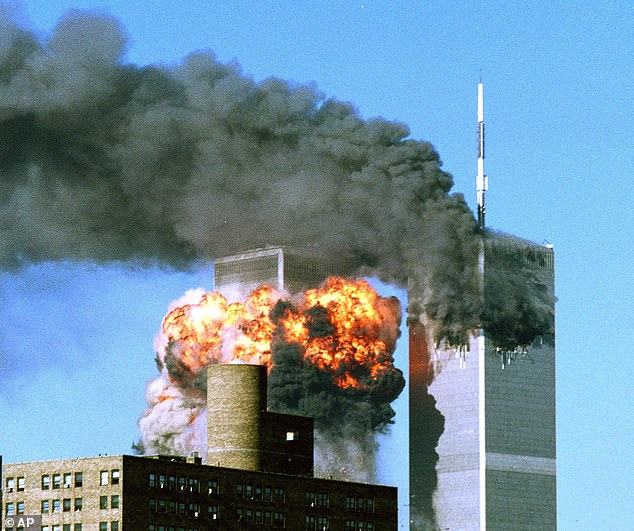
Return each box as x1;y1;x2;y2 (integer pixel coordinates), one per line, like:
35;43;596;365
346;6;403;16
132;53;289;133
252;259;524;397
211;82;557;530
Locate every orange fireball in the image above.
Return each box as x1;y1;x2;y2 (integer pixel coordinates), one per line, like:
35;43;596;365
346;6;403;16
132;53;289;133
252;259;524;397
157;277;401;392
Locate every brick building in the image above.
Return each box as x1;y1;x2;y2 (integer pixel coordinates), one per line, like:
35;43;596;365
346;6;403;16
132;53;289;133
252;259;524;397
2;453;396;530
1;365;397;531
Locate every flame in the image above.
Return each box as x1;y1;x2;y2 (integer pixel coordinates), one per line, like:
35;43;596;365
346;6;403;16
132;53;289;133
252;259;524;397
158;277;401;392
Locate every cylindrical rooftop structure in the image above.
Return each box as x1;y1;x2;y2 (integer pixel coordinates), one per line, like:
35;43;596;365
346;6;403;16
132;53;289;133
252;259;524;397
207;363;266;471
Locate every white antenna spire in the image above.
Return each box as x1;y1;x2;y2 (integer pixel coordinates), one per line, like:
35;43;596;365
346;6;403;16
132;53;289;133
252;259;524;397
476;78;487;229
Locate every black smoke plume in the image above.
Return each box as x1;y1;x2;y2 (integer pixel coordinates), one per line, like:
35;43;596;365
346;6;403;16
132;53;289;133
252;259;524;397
1;12;552;358
0;9;484;349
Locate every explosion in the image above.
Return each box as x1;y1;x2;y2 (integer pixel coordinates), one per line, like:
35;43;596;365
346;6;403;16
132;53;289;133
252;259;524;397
139;277;405;480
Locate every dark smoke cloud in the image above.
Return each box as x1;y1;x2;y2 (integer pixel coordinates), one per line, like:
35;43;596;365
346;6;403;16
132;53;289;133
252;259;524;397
0;11;552;354
0;9;483;348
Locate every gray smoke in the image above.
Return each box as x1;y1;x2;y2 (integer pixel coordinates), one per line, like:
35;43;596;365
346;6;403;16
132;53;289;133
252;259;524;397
0;10;485;349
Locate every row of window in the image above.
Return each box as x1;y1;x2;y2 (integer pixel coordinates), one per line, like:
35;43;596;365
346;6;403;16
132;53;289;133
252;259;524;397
4;476;25;492
7;495;122;515
305;515;330;530
345;520;375;531
6;498;83;516
305;491;330;508
345;496;375;512
41;473;83;490
39;524;117;531
149;473;201;492
40;498;84;513
148;473;287;504
236;508;285;527
237;483;285;503
4;469;119;492
100;470;120;486
148;499;203;518
99;495;120;510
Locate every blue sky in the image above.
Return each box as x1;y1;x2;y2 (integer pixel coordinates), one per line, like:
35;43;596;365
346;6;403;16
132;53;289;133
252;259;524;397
1;1;633;530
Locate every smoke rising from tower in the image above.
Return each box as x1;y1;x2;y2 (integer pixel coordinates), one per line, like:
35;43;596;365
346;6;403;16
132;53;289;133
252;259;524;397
0;9;487;350
0;12;552;394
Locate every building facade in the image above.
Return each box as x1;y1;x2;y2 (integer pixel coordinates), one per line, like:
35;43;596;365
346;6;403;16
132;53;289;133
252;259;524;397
409;236;557;530
2;363;397;531
2;454;397;530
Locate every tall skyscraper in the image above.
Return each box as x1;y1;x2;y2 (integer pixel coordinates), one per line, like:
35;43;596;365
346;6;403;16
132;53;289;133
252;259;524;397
408;82;557;530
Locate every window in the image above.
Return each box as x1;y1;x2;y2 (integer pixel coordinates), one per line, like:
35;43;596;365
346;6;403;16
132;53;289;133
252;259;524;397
168;500;176;515
264;511;272;525
17;477;25;491
317;516;329;530
286;430;299;441
366;498;374;513
178;502;186;515
255;510;263;524
356;497;364;511
188;477;199;492
63;498;72;512
305;491;316;507
255;485;263;500
53;474;61;489
111;470;120;485
273;511;285;528
6;477;15;492
358;522;365;531
158;499;166;513
245;484;253;499
100;496;109;509
6;502;14;515
346;496;355;510
366;522;374;531
273;487;285;502
208;504;219;520
236;483;244;498
17;501;25;514
149;472;156;488
52;526;61;531
42;475;51;490
188;502;200;517
42;527;50;531
63;526;71;531
178;476;185;491
52;499;60;513
111;495;119;509
100;471;109;486
75;472;83;488
305;515;316;530
100;523;108;531
148;498;156;511
64;473;72;488
158;474;166;488
42;500;50;513
346;520;356;531
111;522;119;531
317;492;329;508
207;479;218;494
168;475;176;490
74;525;83;531
75;498;83;511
